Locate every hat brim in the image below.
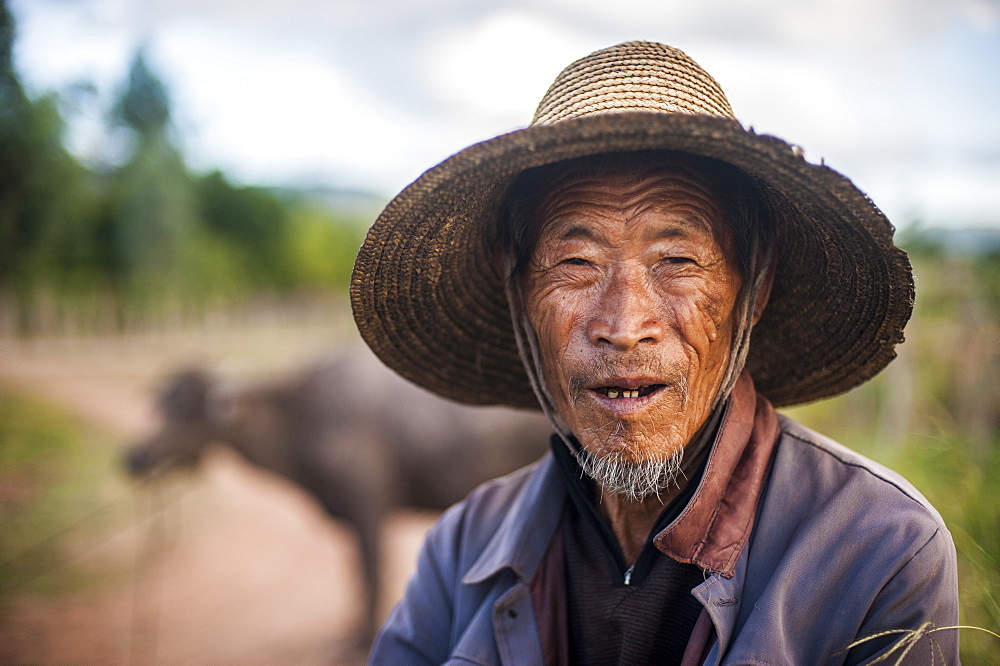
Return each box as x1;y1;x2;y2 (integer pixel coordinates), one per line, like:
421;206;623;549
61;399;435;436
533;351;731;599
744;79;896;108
350;112;913;409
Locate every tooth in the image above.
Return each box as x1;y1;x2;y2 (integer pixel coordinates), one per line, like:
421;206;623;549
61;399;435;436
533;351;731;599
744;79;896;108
608;389;619;398
628;390;637;398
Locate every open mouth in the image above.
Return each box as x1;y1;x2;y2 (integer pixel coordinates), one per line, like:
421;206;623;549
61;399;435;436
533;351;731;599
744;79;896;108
594;384;665;399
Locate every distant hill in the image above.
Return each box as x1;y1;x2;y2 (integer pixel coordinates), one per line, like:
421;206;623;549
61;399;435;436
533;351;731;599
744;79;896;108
899;226;1000;257
272;185;388;222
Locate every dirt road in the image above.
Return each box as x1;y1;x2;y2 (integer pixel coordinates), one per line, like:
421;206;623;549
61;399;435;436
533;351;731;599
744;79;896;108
0;321;435;665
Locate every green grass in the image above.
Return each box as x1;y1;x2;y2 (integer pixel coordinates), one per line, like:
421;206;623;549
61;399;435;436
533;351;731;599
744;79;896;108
893;439;1000;662
0;386;125;600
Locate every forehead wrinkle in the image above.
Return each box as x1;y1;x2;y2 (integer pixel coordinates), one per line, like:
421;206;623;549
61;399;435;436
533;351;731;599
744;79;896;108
534;163;731;249
620;171;720;212
620;169;717;202
538;203;622;243
623;197;720;239
616;192;727;252
536;176;622;230
549;165;720;207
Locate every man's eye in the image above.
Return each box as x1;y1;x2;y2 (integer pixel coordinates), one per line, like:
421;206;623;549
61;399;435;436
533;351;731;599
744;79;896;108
561;257;591;266
663;257;695;265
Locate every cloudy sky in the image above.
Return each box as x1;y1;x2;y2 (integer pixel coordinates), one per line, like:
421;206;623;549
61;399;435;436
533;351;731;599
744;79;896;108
9;0;1000;228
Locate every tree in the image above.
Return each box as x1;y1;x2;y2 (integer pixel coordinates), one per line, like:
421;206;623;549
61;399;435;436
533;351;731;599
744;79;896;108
0;0;93;330
114;51;170;145
103;49;201;310
0;0;46;287
196;171;292;288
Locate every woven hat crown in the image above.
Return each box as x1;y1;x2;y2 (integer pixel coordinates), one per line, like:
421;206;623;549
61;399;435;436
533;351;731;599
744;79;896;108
532;41;734;125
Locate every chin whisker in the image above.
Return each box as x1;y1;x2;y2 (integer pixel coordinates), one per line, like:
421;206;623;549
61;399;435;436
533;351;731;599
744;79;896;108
571;440;685;502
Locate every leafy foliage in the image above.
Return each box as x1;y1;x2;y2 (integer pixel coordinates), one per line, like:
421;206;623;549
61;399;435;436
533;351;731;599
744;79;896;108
0;1;92;311
0;10;375;332
114;51;170;139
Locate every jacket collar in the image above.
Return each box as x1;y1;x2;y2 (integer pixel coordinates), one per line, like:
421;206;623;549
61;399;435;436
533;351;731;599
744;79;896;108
463;454;567;585
653;370;780;577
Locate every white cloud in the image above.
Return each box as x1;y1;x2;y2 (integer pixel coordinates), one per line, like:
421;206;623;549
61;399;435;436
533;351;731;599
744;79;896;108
11;0;137;94
910;162;1000;226
694;48;865;155
152;21;428;189
8;0;999;224
771;0;951;48
421;10;588;123
522;0;962;49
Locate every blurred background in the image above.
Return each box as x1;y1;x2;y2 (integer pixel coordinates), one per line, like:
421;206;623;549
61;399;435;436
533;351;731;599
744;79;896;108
0;0;997;663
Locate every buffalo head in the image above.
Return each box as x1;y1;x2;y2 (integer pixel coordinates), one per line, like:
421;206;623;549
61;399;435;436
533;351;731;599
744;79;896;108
125;369;229;478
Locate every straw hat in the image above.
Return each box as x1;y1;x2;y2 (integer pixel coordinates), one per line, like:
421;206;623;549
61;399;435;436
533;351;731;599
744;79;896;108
350;41;914;409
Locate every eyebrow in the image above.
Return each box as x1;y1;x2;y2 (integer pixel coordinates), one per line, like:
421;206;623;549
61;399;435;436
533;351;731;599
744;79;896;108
552;223;602;242
643;225;689;242
644;209;718;240
541;215;713;244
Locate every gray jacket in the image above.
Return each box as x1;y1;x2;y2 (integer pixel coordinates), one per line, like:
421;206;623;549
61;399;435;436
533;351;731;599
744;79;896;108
370;387;959;665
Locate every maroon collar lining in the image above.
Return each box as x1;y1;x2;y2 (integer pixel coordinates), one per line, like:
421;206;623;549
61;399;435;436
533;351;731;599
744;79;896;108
653;371;780;577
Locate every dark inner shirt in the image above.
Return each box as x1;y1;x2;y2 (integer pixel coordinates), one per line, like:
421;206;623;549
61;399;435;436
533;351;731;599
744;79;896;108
551;436;709;665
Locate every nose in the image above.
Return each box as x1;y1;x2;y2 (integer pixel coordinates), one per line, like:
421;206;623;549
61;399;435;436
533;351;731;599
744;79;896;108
586;268;664;350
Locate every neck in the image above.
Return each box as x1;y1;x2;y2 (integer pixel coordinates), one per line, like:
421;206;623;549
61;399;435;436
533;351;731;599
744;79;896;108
594;414;718;566
597;480;687;566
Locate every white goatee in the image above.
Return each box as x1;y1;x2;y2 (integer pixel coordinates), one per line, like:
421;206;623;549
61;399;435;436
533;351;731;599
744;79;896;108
573;445;686;502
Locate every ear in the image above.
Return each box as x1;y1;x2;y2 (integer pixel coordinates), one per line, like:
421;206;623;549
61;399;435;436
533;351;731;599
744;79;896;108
492;245;511;283
160;368;214;419
752;257;777;326
493;248;526;319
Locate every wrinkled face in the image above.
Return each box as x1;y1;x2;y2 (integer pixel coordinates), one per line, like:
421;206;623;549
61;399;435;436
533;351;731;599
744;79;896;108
523;162;743;467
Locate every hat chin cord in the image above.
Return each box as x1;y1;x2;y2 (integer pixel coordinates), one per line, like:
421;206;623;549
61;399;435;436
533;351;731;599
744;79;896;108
502;238;771;499
503;254;572;439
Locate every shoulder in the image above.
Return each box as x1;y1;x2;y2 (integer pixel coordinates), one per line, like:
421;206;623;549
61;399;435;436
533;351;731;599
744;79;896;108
374;454;561;660
421;454;562;577
773;415;944;524
729;416;960;663
755;415;953;575
434;457;549;533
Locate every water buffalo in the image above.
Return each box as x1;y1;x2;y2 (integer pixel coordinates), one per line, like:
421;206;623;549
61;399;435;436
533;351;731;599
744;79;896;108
124;347;552;645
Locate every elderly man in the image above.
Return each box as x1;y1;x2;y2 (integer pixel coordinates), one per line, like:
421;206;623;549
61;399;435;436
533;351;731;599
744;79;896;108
351;42;959;664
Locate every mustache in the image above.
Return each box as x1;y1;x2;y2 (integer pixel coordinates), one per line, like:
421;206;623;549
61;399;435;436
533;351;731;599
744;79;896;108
567;351;689;403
